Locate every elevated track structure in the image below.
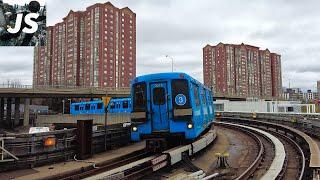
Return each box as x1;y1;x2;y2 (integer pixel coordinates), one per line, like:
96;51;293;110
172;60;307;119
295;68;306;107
217;113;320;179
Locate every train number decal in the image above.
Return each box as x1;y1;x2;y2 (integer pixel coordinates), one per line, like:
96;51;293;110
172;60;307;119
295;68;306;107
175;94;187;106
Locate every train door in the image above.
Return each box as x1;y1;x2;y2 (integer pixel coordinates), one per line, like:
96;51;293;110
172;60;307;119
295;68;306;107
150;82;169;131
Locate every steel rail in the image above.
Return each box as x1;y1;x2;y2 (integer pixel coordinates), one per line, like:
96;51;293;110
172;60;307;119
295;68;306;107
215;122;265;180
268;129;305;180
219;116;313;179
44;149;150;180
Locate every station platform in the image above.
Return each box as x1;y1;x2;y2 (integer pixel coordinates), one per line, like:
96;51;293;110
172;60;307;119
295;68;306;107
0;142;145;180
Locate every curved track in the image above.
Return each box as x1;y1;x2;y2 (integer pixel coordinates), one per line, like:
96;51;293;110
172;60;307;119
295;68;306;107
219;116;319;180
216;122;286;179
46;149;152;180
44;117;317;180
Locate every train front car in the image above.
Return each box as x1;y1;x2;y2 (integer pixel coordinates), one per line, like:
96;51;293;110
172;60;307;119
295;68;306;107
130;73;215;148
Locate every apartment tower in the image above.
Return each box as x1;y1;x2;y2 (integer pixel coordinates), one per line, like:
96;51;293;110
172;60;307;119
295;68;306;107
33;2;136;88
203;42;282;99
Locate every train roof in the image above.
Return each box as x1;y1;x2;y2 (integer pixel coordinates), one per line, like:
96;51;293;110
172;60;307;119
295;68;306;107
132;72;212;91
71;100;102;105
71;98;131;106
110;98;131;102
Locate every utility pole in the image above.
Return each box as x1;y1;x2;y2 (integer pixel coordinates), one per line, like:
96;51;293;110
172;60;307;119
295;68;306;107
165;55;174;72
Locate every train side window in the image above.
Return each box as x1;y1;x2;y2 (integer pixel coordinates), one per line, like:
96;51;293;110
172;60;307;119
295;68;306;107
110;102;115;109
97;103;103;109
206;90;211;105
85;104;90;110
80;106;84;111
75;105;79;111
171;79;190;109
133;83;147;111
193;84;200;106
153;88;166;105
201;89;207;105
123;101;129;108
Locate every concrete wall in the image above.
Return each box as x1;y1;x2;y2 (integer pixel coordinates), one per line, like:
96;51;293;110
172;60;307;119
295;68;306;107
36;113;130;126
215;100;316;113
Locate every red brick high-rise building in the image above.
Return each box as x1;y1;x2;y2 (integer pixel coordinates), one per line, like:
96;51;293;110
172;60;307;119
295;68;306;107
271;53;282;97
234;44;249;96
33;2;136;88
259;49;272;97
317;81;320;99
33;46;47;86
203;42;282;99
246;45;260;97
203;43;236;96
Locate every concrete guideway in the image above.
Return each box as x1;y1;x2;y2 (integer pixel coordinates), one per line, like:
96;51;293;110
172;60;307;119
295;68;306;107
3;142;145;180
218;113;320;179
85;156;157;180
0;87;130;98
218;112;320;169
216;122;286;180
0;87;130;127
88;129;217;179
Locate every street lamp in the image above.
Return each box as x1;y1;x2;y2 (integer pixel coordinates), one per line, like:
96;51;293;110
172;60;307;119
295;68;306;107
165;55;174;72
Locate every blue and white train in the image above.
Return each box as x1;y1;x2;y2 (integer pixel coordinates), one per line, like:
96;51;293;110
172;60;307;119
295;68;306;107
130;72;215;143
70;98;131;115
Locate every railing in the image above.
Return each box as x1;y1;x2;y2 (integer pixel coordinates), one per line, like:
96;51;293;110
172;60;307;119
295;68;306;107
214;93;282;101
0;124;130;172
217;111;320;138
0;84;33;89
0;84;131;91
36;113;131;126
0;128;77;171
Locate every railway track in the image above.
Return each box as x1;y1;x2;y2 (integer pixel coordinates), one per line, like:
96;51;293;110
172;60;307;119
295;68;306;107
218;116;320;180
46;149;152;180
267;129;305;179
24;116;319;180
86;130;217;179
215;122;286;179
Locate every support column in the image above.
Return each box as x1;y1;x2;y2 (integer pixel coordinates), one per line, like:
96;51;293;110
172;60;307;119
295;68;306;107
14;97;20;127
6;98;12;127
24;98;30;126
0;98;4;128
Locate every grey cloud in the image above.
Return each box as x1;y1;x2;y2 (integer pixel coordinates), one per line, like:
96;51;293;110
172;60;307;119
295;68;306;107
0;47;33;84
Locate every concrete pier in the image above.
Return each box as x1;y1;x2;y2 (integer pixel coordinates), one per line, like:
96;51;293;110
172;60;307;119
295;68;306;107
6;98;12;127
24;98;30;126
14;97;20;126
0;98;4;127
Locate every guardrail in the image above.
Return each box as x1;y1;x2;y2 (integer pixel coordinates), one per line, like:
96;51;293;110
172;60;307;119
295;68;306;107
36;113;130;127
217;111;320;128
0;124;130;172
216;111;320;142
0;84;131;91
0;128;77;171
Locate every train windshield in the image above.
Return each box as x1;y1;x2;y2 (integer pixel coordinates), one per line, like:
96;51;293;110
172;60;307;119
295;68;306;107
153;87;166;105
133;83;147;111
171;79;190;109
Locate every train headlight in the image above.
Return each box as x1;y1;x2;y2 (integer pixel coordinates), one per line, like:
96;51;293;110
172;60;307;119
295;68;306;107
132;126;138;132
187;123;193;129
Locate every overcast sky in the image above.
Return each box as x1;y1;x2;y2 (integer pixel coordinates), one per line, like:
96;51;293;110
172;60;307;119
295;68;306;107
3;0;45;6
1;0;320;91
